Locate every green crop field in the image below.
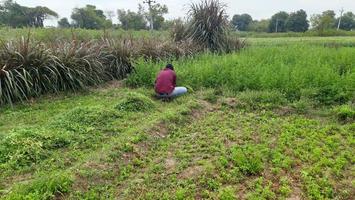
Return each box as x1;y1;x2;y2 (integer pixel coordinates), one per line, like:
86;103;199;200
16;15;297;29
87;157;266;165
0;35;354;200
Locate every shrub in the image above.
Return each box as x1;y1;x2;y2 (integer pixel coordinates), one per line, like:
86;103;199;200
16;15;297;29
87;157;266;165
291;99;313;114
170;20;187;42
115;92;155;112
334;104;355;123
312;85;349;105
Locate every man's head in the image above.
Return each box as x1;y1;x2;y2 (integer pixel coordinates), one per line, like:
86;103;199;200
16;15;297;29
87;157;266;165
166;64;174;71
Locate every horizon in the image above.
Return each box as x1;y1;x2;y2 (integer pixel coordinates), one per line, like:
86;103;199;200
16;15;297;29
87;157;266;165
13;0;354;27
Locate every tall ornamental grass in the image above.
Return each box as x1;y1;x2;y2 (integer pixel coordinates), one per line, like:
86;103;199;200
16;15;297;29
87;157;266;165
170;0;245;53
0;35;203;105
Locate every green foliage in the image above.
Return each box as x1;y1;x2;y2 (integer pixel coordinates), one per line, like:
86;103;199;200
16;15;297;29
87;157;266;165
334;104;355;122
117;8;147;30
312;85;350;105
57;18;71;28
338;12;355;31
52;107;119;132
237;90;287;109
147;3;169;30
128;44;355;106
71;5;112;29
0;0;58;28
311;10;337;32
6;171;73;200
231;14;253;31
0;36;136;105
218;187;236;200
269;11;289;32
230;145;264;175
286;9;309;32
246;178;276;200
115;92;155;112
0;128;50;169
247;19;270;33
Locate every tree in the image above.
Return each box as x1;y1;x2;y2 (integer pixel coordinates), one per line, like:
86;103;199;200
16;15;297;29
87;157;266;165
269;11;289;32
0;0;58;28
286;9;309;32
105;10;115;21
337;12;355;31
28;6;58;27
311;10;337;31
58;17;71;28
248;19;270;32
231;14;252;31
143;3;168;30
71;5;112;29
117;7;147;30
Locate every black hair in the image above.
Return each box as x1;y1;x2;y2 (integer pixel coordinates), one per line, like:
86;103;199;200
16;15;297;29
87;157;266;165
166;64;174;70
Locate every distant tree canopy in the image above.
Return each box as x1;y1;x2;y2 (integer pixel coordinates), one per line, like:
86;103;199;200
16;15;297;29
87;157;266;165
58;17;71;28
338;12;355;31
286;9;309;32
248;19;270;32
148;3;168;30
71;5;112;29
269;11;289;32
311;10;337;31
117;5;147;30
117;3;168;30
0;0;58;28
231;14;252;31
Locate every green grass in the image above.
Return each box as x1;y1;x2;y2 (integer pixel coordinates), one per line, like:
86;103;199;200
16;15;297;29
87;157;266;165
127;43;355;106
0;36;354;199
0;28;169;42
0;85;353;199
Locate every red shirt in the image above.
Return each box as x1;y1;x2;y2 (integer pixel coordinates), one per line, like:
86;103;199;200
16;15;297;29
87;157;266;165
155;68;176;94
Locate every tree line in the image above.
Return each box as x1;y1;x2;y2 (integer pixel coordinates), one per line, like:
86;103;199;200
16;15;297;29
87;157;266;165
232;10;355;32
0;0;170;30
0;0;354;33
0;0;58;28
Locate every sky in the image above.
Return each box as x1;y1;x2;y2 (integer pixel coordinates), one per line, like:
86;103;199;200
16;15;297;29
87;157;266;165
14;0;355;26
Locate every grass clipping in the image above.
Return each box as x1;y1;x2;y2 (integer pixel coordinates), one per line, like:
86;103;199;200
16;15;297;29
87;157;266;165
115;92;156;112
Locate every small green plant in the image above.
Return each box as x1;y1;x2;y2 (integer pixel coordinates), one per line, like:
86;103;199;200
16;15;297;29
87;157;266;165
218;187;236;200
291;98;313;114
230;145;264;175
333;104;355;122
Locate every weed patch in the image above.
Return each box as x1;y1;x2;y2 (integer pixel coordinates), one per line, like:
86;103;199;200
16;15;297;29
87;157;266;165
115;92;155;112
333;104;355;123
5;171;73;200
